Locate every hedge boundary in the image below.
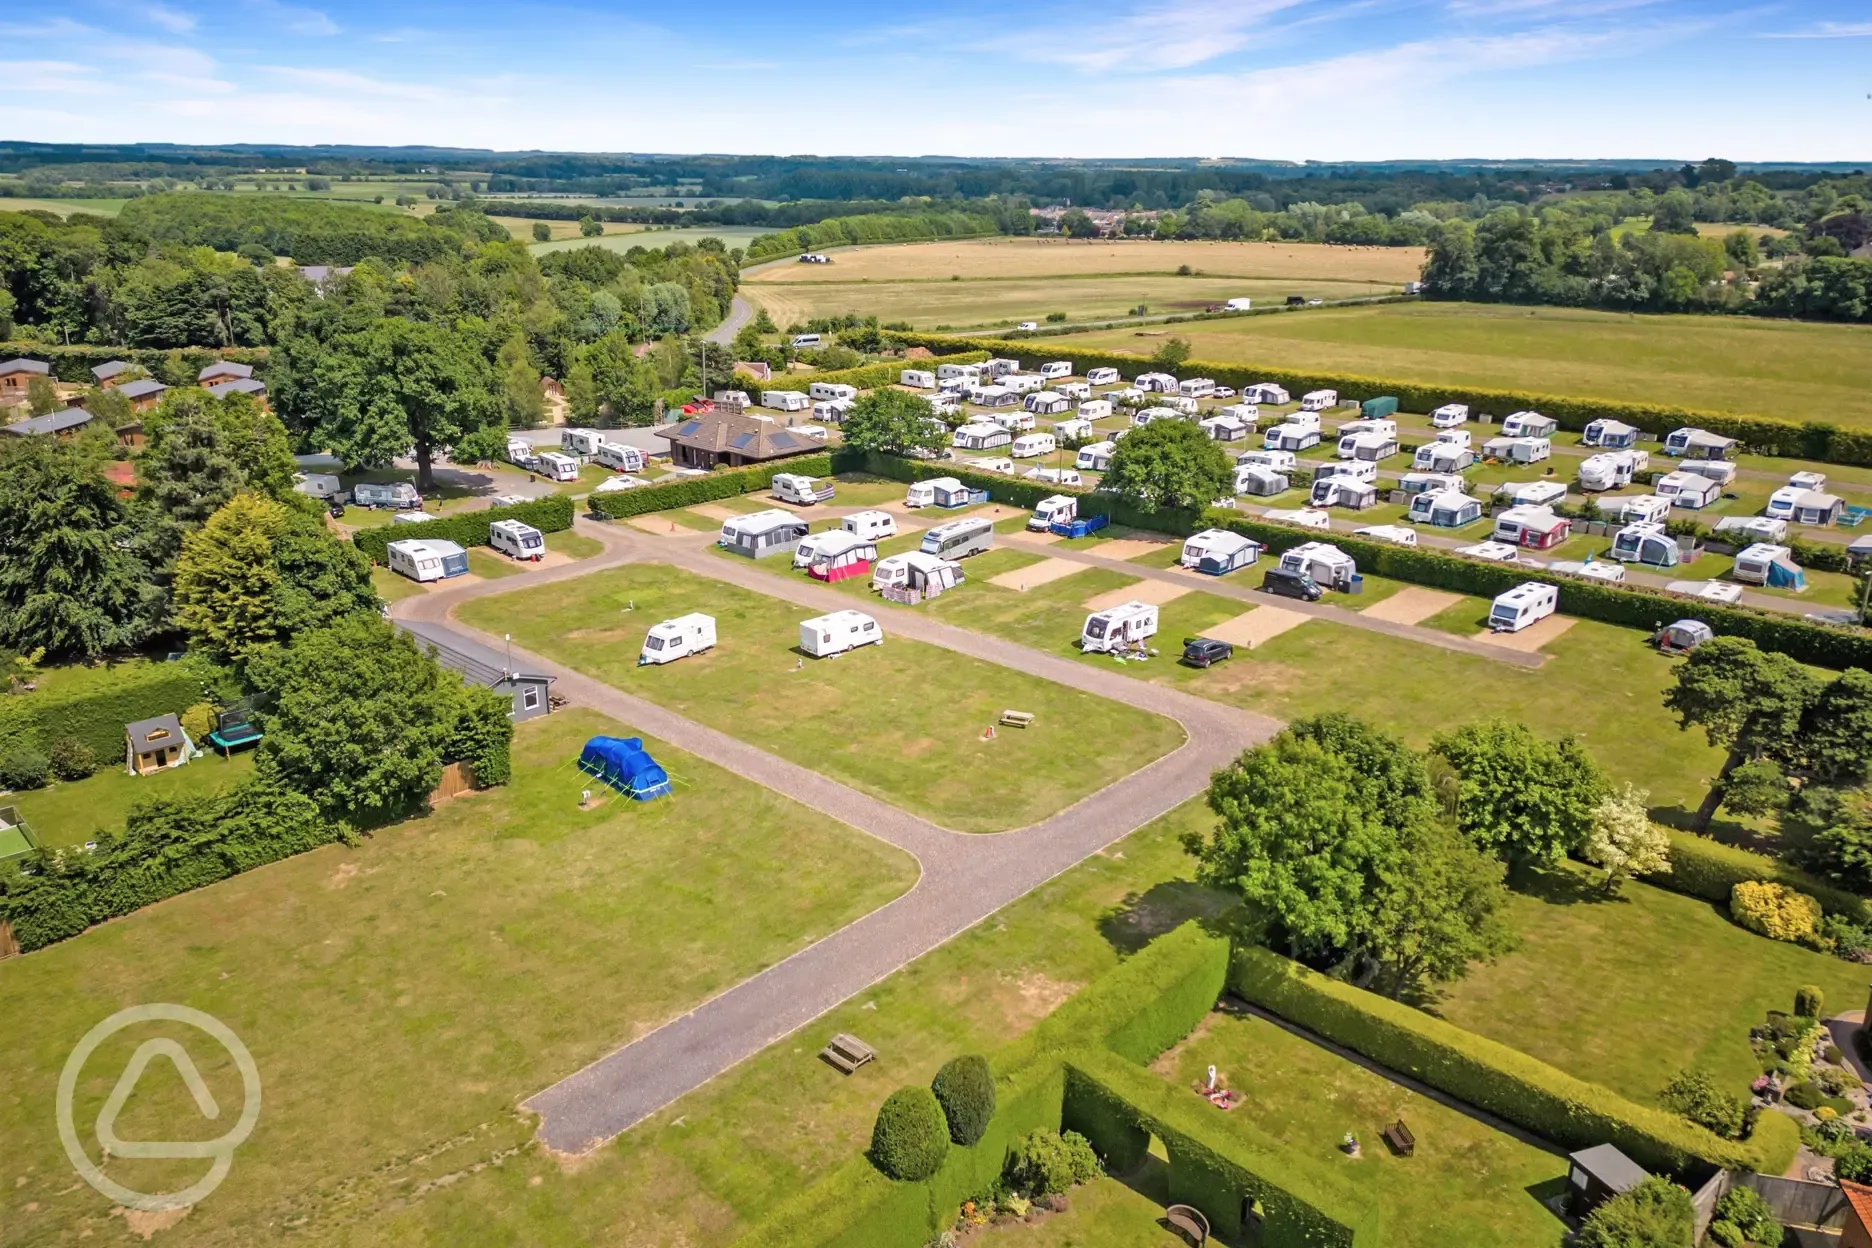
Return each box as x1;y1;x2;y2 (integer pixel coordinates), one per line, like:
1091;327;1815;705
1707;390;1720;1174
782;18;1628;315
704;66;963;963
1228;946;1800;1180
588;453;836;520
887;331;1872;469
1655;831;1872;925
352;494;574;562
0;663;205;761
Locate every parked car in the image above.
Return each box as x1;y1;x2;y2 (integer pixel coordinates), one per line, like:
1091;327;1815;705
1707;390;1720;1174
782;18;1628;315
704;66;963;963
1180;637;1235;668
1260;566;1323;601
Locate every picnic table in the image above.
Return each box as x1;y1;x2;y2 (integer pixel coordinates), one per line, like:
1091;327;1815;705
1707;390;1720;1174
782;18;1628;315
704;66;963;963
999;710;1035;729
819;1033;876;1075
1382;1119;1416;1156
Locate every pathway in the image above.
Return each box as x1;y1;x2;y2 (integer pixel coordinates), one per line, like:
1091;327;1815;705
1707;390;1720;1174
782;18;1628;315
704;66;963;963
705;293;757;347
393;518;1278;1153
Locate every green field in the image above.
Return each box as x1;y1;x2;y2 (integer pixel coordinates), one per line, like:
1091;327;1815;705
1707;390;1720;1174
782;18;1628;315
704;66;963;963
457;563;1186;832
0;709;915;1246
0;197;133;217
9;751;255;851
1049;300;1872;427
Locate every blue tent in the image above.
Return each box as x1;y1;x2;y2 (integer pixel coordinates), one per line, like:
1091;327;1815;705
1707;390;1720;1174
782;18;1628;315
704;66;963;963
578;736;672;800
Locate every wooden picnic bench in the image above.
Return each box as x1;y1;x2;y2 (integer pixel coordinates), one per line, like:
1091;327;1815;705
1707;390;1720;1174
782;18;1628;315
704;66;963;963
999;710;1035;729
1382;1119;1415;1157
819;1033;876;1075
1165;1203;1209;1245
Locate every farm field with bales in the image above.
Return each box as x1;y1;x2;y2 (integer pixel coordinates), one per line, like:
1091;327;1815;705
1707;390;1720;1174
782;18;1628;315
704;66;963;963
457;563;1187;831
1045;300;1872;427
0;709;916;1247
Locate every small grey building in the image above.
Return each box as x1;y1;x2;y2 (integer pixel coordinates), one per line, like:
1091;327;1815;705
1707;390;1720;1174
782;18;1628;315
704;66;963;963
396;622;556;722
1566;1144;1649;1219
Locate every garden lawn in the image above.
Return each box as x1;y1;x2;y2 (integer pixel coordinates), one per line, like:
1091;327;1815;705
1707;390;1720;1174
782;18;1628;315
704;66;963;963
546;528;604;560
370;565;425;604
457;564;1186;831
1151;1011;1566;1248
324;800;1242;1246
0;708;914;1247
465;548;525;578
1433;861;1872;1107
967;1162;1193;1247
9;751;254;851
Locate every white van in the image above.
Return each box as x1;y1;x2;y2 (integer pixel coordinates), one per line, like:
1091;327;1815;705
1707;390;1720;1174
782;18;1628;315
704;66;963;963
535;451;581;482
639;613;716;665
1030;495;1077;531
841;508;896;543
489;519;546;561
1040;361;1073;380
799;610;882;658
1080;601;1159;654
1011;432;1056;459
921;516;995;559
1086;367;1120;387
1488;582;1559;633
562;428;606;457
1300;389;1339;412
1224;297;1254;311
595;442;647;474
790;333;823;349
808;382;857;403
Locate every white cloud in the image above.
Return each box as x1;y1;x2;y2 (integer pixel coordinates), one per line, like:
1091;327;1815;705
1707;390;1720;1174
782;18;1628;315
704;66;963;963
1764;20;1872;37
1022;0;1319;71
261;65;463;101
0;18;98;38
249;0;341;37
143;4;198;32
0;60;109;95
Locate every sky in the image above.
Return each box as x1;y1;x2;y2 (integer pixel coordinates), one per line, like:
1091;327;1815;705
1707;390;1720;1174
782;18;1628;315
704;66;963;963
1;0;1868;161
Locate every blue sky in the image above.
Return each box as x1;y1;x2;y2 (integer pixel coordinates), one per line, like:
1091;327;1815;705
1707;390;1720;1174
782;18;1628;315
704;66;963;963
1;0;1868;159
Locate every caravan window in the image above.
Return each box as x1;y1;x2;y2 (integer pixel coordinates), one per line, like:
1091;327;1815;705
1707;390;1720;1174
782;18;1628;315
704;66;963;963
644;635;666;651
1086;617;1109;640
1489;603;1521;624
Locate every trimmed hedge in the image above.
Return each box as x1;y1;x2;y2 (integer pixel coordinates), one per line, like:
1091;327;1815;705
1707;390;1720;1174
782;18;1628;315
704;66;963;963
0;662;205;762
1064;1048;1379;1247
1229;946;1800;1179
1653;831;1872;925
730;1156;933;1248
588;453;835;520
870;1086;950;1181
352;494;575;562
840;449;1201;536
890;331;1872;469
931;1054;996;1146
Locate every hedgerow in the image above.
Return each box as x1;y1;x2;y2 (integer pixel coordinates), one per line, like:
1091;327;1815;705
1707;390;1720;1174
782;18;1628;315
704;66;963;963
351;494;574;562
1654;833;1872;924
0;662;205;761
587;453;835;519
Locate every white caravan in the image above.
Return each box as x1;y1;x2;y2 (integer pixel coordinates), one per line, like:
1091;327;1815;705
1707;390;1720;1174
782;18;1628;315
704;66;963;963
799;610;883;658
639;613;716;665
489;519;545;562
1488;583;1559;633
1080;601;1159;654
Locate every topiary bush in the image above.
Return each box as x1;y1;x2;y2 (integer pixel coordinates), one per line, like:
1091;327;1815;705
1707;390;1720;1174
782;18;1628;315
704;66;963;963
930;1054;996;1146
0;747;50;791
869;1086;949;1182
1796;984;1825;1019
1006;1129;1101;1197
1731;880;1823;945
47;736;98;781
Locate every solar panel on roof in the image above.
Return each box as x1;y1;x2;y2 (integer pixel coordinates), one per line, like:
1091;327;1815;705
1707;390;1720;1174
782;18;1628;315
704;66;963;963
773;434;798;449
678;421;701;436
731;433;755;449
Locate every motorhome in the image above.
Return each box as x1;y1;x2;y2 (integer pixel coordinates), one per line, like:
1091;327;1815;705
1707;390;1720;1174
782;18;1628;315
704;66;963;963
535;451;581;482
993;409;1038;432
1664;427;1737;460
1077;441;1117;472
1200;413;1253;442
1407;489;1483;528
802;531;878;583
1011;432;1057;458
1482;436;1551;465
808;381;857;403
1430;403;1470;428
1077;399;1114;421
1354;524;1417;548
937;362;983;383
871;551;963;598
1079;601;1159;653
1488;582;1559;633
562;427;607;457
1300;389;1339;412
1655;471;1721;510
386;539;468;582
1053;417;1094;442
1026;391;1071;416
1246;383;1290;406
1085;367;1121;386
1493;504;1571;550
1023;466;1082;487
1040;361;1074;380
1413;441;1472;472
1733;543;1806;589
639;613;716;665
903;477;964;508
772;473;836;505
1611;522;1682;569
720;509;810;559
899;369;937;389
489;519;546;561
798;610;883;658
1583;419;1640;449
1030;495;1078;531
1500;411;1557;438
1234;464;1290;497
1264;422;1321;452
353;480;422;509
1278;542;1356;591
921;516;995;560
1181;529;1261;575
953;422;1013;451
1337;431;1400;462
1135;372;1178;393
595;441;648;474
1178;377;1216;399
1310;476;1378;509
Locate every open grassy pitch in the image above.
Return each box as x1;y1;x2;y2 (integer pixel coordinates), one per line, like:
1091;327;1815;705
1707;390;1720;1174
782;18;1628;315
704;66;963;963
1050;300;1872;426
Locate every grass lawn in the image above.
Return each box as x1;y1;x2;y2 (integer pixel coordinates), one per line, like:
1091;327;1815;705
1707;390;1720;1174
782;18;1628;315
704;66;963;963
530;225;771;255
457;564;1186;832
10;751;255;851
0;708;915;1246
1050;301;1872;429
1152;1011;1566;1248
1433;862;1872;1107
465;548;525;578
333;799;1238;1245
370;565;425;603
968;1165;1195;1247
546;529;604;559
0;197;133;216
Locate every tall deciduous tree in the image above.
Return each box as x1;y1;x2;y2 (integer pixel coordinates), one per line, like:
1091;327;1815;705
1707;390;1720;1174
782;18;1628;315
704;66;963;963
497;331;544;428
1102;418;1231;513
841;388;945;456
1665;637;1820;831
1362;821;1514;999
1584;784;1671;895
309;318;498;490
1431;720;1607;866
1802;667;1872;787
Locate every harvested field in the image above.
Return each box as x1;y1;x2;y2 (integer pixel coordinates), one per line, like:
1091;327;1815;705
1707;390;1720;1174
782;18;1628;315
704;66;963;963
745;238;1427;284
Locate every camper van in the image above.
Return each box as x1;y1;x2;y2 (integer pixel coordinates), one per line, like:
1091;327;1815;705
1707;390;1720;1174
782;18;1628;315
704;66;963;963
1264;422;1321;452
639;613;716;665
1080;601;1159;654
843;510;897;542
772;473;836;505
1488;583;1559;633
1030;495;1078;531
1246;383;1291;406
1500;411;1557;438
489;519;545;562
1039;361;1074;380
1077;441;1117;472
1181;529;1261;575
808;381;857;403
1430;403;1470;428
1655;471;1721;510
1278;542;1356;591
293;472;344;502
1413;442;1472;472
1583;419;1640;449
1407;489;1483;528
1300;389;1339;413
385;539;468;582
1336;431;1400;463
802;531;878;583
1733;543;1806;589
1493;505;1571;550
720;509;810;559
1611;522;1682;569
1234;464;1290;497
922;516;995;560
953;422;1013;451
353;480;422;510
799;610;883;658
535;451;581;482
594;441;648;474
562;428;607;457
1086;367;1121;387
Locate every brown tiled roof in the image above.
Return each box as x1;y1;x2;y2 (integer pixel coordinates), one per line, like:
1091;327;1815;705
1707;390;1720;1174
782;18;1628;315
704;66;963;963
1843;1180;1872;1232
655;410;816;461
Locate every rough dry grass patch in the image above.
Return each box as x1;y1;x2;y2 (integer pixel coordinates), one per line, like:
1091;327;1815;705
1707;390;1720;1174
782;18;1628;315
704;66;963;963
457;563;1186;832
0;708;914;1247
744;238;1428;285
